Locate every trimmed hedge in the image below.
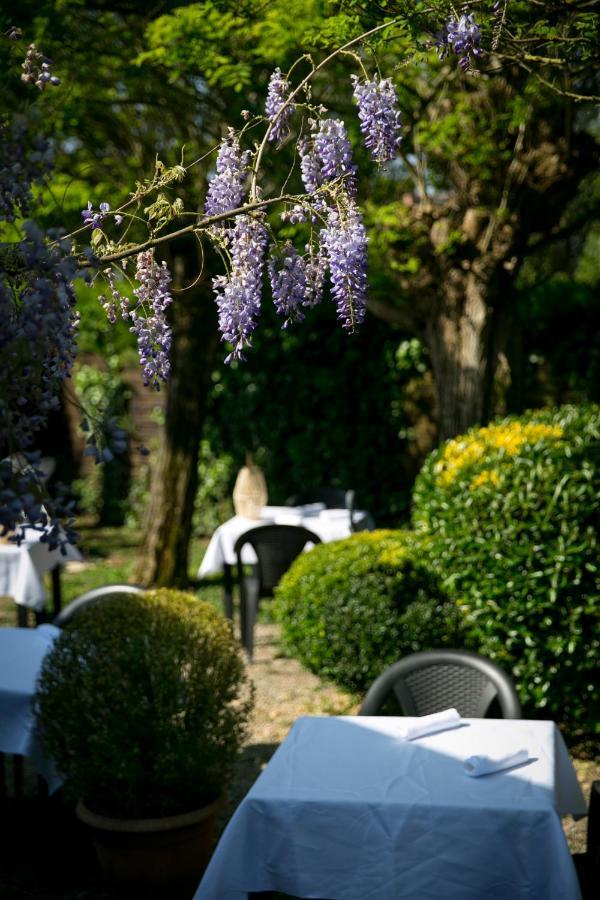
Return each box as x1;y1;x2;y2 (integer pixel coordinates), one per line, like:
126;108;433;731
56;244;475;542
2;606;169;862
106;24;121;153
412;404;600;730
273;530;466;693
35;590;253;818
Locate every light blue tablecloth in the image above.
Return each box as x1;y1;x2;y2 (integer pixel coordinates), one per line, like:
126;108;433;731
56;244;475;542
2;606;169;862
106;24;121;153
195;715;586;900
0;625;62;791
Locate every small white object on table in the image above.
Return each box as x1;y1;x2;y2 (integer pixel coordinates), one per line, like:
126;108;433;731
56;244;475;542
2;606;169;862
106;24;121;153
194;715;586;900
0;527;82;613
0;625;62;791
198;504;374;578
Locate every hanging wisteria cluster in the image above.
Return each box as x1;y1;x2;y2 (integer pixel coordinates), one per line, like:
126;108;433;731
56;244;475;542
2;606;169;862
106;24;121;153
204;130;251;217
352;75;402;164
265;68;293;145
212;215;269;362
0;220;83;545
1;7;489;539
98;252;173;389
435;13;482;69
205;68;399;358
20;43;61;90
129;251;173;389
0;117;52;222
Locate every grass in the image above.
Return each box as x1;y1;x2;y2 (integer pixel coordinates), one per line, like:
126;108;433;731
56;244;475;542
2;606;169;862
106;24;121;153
0;519;226;628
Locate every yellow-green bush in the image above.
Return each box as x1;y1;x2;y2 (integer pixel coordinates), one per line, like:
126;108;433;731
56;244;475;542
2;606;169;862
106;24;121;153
412;404;600;730
273;530;466;692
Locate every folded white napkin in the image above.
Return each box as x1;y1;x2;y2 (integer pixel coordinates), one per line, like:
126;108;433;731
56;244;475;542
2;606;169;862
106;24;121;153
464;748;529;777
299;502;326;516
397;708;462;741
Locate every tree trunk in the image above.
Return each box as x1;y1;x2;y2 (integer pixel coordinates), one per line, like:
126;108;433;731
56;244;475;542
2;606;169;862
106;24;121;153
425;269;494;440
134;247;218;587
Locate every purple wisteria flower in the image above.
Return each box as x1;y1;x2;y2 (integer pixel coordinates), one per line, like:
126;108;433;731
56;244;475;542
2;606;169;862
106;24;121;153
0;456;77;551
436;13;482;70
268;242;306;328
351;75;402;164
280;203;310;224
299;137;323;196
321;203;368;332
303;245;327;308
212;215;268;362
204;130;251;217
265;68;293;145
0;118;52;222
21;44;60;90
314;118;357;195
0;223;80;452
82;417;128;465
81;201;110;230
128;251;173;390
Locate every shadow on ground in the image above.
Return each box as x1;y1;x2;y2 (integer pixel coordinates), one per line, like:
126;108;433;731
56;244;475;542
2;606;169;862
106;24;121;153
0;743;280;900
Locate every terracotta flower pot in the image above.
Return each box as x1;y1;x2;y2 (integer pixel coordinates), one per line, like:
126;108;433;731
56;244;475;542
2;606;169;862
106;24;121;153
76;795;221;897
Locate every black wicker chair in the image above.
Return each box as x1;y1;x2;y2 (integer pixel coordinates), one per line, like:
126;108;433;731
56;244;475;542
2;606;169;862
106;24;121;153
573;780;599;900
234;524;321;660
359;649;522;719
286;487;357;531
53;584;144;628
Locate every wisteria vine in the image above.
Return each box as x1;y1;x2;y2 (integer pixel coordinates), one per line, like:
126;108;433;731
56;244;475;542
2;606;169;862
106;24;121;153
1;5;490;542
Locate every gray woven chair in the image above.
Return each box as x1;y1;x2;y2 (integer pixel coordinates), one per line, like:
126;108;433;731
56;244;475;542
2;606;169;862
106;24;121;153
359;649;522;719
53;584;144;628
286;487;357;531
234;525;321;661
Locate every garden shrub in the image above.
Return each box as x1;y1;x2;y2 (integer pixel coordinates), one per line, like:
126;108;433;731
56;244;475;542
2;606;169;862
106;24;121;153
412;404;600;730
273;530;466;693
35;589;253;818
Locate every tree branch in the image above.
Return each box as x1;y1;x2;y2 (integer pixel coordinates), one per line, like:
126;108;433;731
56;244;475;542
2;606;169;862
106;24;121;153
98;194;298;264
366;297;420;332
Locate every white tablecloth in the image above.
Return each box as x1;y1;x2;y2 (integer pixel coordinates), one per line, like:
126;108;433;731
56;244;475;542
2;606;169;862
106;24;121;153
0;625;62;791
0;529;82;611
195;715;586;900
198;506;374;578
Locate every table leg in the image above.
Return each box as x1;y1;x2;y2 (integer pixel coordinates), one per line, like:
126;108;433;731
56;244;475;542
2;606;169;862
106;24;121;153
223;563;234;620
51;565;62;616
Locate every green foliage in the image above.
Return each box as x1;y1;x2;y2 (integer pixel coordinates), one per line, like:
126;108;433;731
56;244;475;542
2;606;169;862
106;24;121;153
73;364;131;525
35;589;254;818
141;0;331;89
206;299;417;523
193;441;235;537
273;530;466;692
412;405;600;730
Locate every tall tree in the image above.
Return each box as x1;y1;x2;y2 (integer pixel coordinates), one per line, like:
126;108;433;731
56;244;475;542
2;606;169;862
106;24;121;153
347;0;600;437
9;0;330;584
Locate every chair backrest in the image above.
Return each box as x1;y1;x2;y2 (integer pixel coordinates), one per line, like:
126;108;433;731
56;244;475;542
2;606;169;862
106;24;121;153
234;524;321;596
54;584;144;627
359;650;522;719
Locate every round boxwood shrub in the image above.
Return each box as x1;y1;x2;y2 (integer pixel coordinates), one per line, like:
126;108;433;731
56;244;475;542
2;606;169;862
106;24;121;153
273;530;466;693
412;404;600;730
35;589;254;819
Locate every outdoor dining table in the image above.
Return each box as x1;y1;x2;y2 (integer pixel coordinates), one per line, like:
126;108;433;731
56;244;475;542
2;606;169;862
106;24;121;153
0;527;82;625
197;505;374;618
0;625;62;792
194;714;587;900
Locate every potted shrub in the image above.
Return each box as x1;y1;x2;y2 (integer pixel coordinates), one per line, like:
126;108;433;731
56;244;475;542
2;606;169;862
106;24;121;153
34;589;254;897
